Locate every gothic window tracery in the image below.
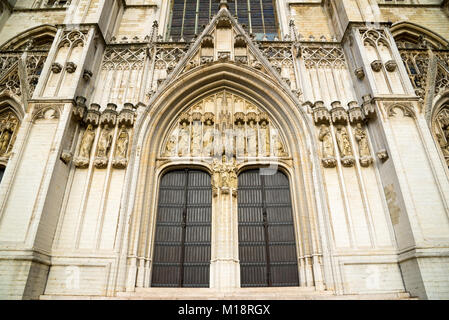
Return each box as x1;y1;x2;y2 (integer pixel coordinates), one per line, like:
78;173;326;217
167;0;279;41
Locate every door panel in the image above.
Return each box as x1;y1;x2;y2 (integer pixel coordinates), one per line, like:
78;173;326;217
238;169;299;287
152;169;211;288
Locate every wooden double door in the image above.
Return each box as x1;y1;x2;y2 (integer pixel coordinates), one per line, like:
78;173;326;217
151;169;299;288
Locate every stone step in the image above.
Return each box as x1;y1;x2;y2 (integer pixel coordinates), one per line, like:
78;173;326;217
41;289;416;300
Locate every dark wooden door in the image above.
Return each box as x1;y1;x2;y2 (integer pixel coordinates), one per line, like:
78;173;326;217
151;169;212;287
238;169;299;287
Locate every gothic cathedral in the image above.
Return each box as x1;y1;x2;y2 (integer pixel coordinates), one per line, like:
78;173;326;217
0;0;449;300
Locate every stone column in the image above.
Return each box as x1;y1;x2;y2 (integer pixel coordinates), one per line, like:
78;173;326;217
210;157;240;291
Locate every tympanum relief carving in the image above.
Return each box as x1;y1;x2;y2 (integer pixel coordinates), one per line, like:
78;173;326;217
162;90;289;161
162;90;289;197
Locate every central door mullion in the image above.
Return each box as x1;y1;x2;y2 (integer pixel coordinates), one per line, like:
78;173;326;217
179;169;189;287
261;175;271;287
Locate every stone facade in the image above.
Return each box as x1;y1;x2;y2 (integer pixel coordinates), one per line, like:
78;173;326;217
0;0;448;300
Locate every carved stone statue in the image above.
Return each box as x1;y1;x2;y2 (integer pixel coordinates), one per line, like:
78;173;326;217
235;122;246;157
178;120;190;157
260;119;271;157
79;124;95;159
354;123;373;167
354;123;370;157
97;125;113;158
272;131;288;157
211;158;221;197
318;124;334;158
164;133;177;157
336;126;353;158
247;119;258;157
203;118;214;157
0;128;12;156
115;126;129;159
318;124;336;168
335;126;355;167
191;121;202;156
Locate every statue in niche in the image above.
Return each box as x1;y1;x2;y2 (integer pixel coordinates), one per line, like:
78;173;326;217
0;112;18;157
246;119;258;157
79;124;96;159
164;133;177;157
354;123;370;157
227;157;238;193
113;126;130;169
259;118;271;157
235;121;246;158
178;120;190;157
223;126;234;158
191;121;202;157
272;130;288;157
97;125;113;158
202;118;214;157
335;126;353;158
115;126;129;159
0;127;12;156
211;158;221;197
318;124;334;158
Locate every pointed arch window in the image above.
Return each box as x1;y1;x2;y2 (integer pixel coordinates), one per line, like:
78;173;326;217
167;0;279;41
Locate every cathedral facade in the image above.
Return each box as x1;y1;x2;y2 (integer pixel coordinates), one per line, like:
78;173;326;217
0;0;449;300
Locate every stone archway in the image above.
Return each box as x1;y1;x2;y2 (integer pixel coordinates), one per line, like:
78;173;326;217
118;63;330;294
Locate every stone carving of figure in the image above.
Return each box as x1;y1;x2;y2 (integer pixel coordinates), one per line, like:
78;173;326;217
191;121;202;156
436;132;449;157
318;124;334;158
235;122;246;158
336;126;353;158
202;119;214;157
211;158;221;196
164;133;177;157
178;121;190;156
79;124;96;159
228;157;238;190
259;119;271;157
247;119;258;157
115;126;129;159
272;131;288;157
354;123;370;157
0;128;12;156
97;125;113;158
220;155;230;188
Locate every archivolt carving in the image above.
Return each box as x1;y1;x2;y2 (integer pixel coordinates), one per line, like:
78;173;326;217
161;90;289;160
433;104;449;166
